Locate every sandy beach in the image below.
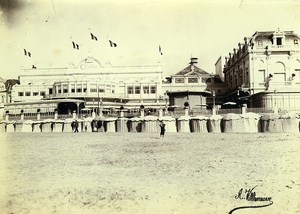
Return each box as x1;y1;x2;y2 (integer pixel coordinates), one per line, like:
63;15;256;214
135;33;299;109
0;132;299;214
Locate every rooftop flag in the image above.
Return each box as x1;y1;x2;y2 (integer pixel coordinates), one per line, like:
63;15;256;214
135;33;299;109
24;49;31;57
109;40;117;47
159;45;163;55
72;41;80;50
90;33;98;41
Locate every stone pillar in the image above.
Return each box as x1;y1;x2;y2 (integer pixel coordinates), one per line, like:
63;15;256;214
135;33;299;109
5;113;9;122
72;111;77;119
241;104;247;114
20;113;24;121
184;108;189;116
273;106;278;114
212;107;217;116
120;110;125;118
92;111;96;119
140;109;145;118
37;113;41;120
54;111;58;120
159;108;163;118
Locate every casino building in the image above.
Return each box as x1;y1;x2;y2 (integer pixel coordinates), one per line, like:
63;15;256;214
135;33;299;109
7;57;167;116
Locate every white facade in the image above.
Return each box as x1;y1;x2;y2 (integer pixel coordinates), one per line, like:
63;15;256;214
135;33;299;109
10;57;166;113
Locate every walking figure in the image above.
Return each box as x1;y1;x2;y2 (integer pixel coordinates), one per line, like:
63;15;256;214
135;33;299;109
159;121;166;137
73;120;79;132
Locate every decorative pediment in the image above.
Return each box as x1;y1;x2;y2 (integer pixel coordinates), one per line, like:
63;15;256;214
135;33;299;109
78;57;103;70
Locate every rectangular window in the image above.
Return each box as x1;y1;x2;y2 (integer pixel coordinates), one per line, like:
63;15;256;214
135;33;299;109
18;92;24;96
175;78;184;83
90;84;97;92
188;78;198;83
40;91;45;97
143;86;150;94
57;85;61;93
71;84;75;93
49;88;53;95
150;86;156;94
98;85;105;93
258;70;266;82
111;85;115;94
127;86;134;94
33;92;39;96
83;84;87;93
63;84;68;93
276;37;282;46
135;86;141;94
76;84;82;93
25;92;31;96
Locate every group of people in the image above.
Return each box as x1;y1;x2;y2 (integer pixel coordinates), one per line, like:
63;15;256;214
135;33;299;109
70;119;166;136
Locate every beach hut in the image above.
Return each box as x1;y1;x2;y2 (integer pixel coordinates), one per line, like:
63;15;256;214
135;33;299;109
52;120;64;132
159;116;177;133
207;115;223;133
14;121;23;132
32;122;42;132
83;117;93;132
222;113;244;133
116;117;129;132
190;116;208;133
104;117;117;132
129;117;143;132
21;120;34;132
281;114;300;133
41;119;53;132
63;118;74;133
0;121;6;133
260;113;282;133
240;112;261;133
143;115;159;133
6;121;15;132
177;115;191;133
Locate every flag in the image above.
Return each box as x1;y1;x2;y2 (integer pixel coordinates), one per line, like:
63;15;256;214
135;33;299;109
32;65;37;69
72;41;79;50
109;40;117;47
159;45;163;55
24;49;31;57
90;33;98;41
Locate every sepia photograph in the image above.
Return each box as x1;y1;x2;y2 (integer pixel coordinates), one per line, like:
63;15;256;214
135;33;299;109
0;0;300;213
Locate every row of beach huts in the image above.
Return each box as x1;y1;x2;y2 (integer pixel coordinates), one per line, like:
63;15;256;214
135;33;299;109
1;112;300;133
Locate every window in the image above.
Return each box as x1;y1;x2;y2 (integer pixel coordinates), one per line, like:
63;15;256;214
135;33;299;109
57;85;61;93
63;84;68;93
33;92;39;96
71;84;75;93
90;84;97;92
150;86;156;94
98;85;105;93
135;86;141;94
175;78;184;83
76;85;82;93
188;78;198;83
83;84;87;93
143;86;149;94
25;92;31;96
18;92;24;96
49;88;53;95
112;85;115;93
294;39;299;44
40;91;45;97
127;86;134;94
258;40;263;47
258;70;266;82
276;37;282;46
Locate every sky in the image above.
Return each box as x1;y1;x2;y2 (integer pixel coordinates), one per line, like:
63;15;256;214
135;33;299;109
0;0;300;79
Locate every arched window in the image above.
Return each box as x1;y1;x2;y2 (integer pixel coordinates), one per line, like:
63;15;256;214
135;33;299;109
273;62;286;82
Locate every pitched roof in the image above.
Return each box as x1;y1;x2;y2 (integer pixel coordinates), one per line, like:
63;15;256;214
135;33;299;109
175;65;209;76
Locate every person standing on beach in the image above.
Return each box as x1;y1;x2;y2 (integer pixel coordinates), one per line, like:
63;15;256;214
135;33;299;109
159;121;166;137
74;120;79;132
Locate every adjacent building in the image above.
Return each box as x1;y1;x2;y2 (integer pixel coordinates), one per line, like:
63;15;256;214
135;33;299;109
222;29;300;110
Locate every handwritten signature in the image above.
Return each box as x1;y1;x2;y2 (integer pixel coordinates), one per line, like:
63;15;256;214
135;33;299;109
228;186;273;214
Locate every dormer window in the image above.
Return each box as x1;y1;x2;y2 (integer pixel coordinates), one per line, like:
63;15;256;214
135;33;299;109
276;37;282;46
